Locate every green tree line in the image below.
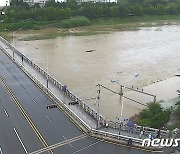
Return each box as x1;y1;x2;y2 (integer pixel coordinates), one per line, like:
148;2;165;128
2;0;180;23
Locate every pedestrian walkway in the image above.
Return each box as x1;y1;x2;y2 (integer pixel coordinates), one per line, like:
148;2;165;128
0;38;166;143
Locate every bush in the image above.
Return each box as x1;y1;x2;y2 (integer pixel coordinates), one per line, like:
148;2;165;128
0;21;52;31
174;100;180;120
59;16;90;28
136;102;171;128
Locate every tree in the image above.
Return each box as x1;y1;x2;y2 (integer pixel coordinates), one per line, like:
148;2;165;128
136;102;171;128
132;4;143;16
10;0;29;9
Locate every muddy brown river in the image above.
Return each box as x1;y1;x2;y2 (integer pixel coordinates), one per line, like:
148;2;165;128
9;24;180;120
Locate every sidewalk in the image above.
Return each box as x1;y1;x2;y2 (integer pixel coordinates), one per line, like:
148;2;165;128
0;40;153;140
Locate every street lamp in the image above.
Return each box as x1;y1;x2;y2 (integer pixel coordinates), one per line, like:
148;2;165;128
46;51;49;90
111;80;124;118
96;84;100;129
12;28;22;47
5;28;22;59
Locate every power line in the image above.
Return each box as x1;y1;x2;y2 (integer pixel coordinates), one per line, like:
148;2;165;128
97;84;147;107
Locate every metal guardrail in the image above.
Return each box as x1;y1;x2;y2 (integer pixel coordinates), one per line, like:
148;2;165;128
91;129;143;144
0;36;174;147
0;36;107;126
107;121;168;138
0;45;92;133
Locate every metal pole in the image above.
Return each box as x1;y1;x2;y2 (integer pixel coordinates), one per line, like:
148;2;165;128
120;85;123;117
12;28;21;59
13;31;14;46
96;84;100;129
46;51;49;89
154;95;156;103
12;31;15;59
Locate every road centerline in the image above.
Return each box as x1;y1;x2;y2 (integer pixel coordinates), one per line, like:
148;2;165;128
0;76;53;154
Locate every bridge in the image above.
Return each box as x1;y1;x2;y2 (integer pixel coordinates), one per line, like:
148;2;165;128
0;36;174;154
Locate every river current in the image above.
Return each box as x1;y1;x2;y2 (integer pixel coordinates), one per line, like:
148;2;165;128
12;24;180;120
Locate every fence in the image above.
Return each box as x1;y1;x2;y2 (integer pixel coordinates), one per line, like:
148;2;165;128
0;36;174;148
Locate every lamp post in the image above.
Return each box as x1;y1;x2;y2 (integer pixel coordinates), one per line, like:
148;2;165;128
46;51;49;90
5;28;22;59
111;80;124;118
12;28;22;47
96;84;100;129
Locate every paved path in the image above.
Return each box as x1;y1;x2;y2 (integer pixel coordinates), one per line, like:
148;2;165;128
0;39;152;138
0;39;159;154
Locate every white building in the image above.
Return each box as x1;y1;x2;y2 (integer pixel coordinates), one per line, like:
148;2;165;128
76;0;117;3
23;0;117;7
23;0;48;7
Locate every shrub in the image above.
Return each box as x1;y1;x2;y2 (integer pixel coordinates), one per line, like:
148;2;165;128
59;16;90;28
136;102;171;128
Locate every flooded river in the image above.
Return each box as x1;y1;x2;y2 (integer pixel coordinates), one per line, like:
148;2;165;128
11;24;180;120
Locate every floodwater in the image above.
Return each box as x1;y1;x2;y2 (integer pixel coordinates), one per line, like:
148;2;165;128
11;24;180;120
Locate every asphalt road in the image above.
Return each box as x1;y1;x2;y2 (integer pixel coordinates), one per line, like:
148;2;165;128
0;48;156;154
0;80;44;154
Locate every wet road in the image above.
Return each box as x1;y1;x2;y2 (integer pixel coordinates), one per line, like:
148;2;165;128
0;46;156;153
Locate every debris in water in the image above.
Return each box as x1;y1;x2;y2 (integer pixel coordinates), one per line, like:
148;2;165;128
85;50;95;53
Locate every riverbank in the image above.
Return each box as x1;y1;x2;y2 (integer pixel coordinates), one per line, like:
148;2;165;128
1;15;180;41
1;19;180;123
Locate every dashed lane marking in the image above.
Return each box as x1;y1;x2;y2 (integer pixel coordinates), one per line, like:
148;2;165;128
0;76;53;154
4;109;9;117
63;136;73;147
13;128;28;154
0;147;3;154
32;99;37;105
45;115;52;122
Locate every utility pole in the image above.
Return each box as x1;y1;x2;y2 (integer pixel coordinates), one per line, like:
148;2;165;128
119;85;123;117
96;84;100;130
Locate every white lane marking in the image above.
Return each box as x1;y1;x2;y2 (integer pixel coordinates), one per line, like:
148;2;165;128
0;147;3;154
4;110;9;117
63;136;73;147
13;128;28;154
32;99;37;105
45;115;51;122
13;76;17;80
71;140;101;154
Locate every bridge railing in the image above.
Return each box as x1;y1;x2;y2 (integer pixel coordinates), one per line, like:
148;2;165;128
91;129;143;144
0;36;173;140
107;121;168;138
0;36;107;127
0;45;92;133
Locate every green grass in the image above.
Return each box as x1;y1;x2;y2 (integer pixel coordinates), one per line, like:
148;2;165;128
2;15;180;41
0;20;53;32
